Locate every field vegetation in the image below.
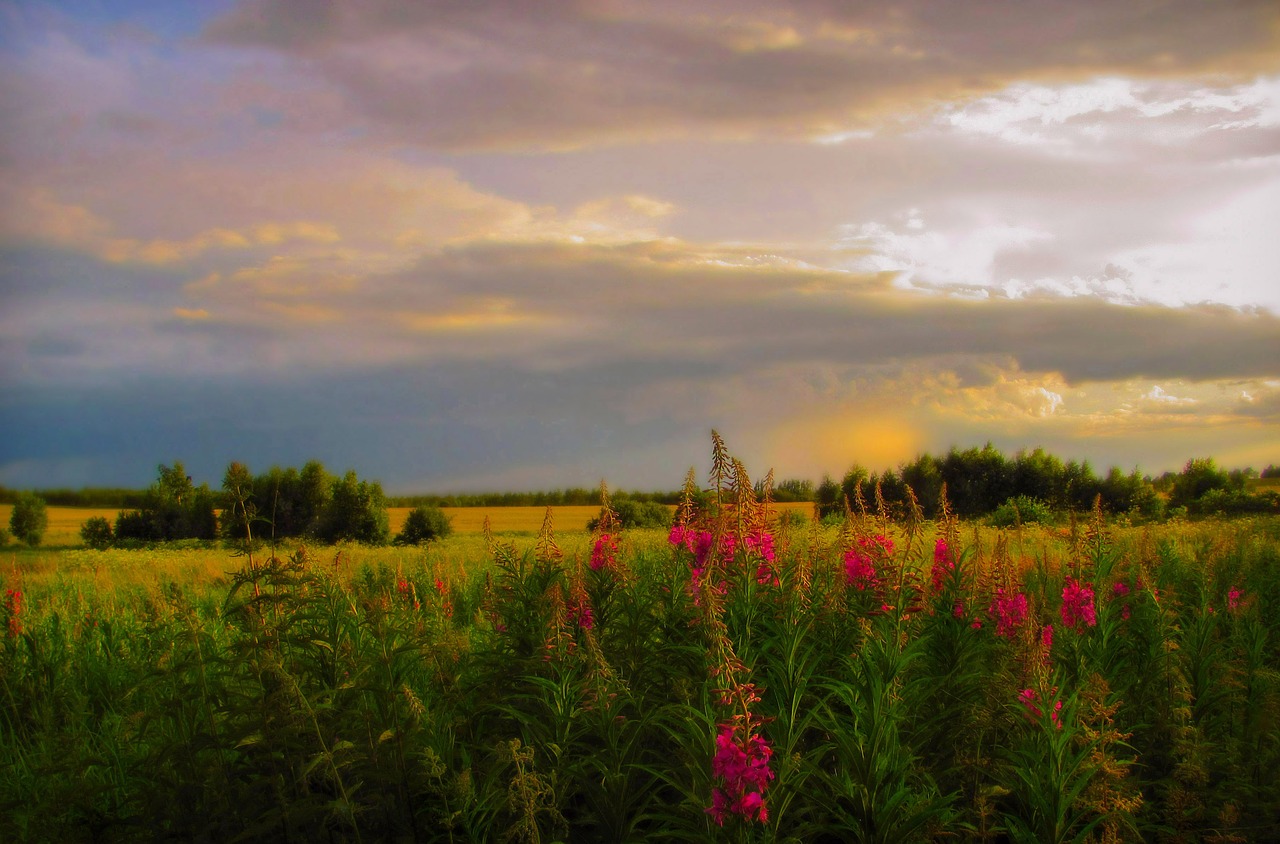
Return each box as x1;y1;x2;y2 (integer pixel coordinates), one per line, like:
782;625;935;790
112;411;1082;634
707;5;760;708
2;434;1278;842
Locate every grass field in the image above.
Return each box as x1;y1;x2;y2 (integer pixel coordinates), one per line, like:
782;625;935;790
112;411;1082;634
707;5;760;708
3;481;1280;842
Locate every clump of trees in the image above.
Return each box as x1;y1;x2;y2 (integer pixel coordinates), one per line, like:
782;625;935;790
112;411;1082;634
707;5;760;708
817;445;1273;522
221;461;392;546
113;463;219;543
8;492;48;546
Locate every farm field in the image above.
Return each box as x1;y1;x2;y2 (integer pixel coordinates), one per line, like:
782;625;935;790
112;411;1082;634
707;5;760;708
2;488;1278;841
0;502;816;547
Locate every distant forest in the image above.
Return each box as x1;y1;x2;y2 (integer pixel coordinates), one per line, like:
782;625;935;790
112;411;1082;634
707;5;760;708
2;446;1277;519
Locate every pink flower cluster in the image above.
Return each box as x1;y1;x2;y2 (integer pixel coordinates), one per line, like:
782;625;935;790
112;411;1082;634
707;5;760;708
1060;577;1097;631
1227;587;1243;612
1112;581;1131;620
591;533;619;571
931;538;955;592
745;529;778;585
1019;687;1062;729
707;723;774;826
567;597;594;630
988;588;1028;638
844;535;893;590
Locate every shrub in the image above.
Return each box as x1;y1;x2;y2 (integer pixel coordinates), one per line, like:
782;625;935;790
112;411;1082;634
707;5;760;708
586;499;671;531
80;516;114;550
777;508;809;530
396;504;452;545
9;492;48;546
988;495;1054;527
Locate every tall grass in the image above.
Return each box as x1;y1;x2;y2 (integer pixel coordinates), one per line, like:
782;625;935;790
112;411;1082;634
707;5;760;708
2;447;1278;842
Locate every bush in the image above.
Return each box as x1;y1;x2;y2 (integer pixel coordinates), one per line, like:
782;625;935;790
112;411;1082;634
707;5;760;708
0;527;9;547
988;495;1054;528
9;492;48;546
777;509;810;531
80;516;115;550
396;505;452;545
586;499;672;531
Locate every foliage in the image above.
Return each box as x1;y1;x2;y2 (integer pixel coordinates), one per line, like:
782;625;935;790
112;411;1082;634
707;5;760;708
989;495;1055;527
396;504;453;545
586;498;670;531
3;437;1279;842
78;516;114;550
312;470;391;544
8;492;48;547
113;462;218;543
1169;457;1230;509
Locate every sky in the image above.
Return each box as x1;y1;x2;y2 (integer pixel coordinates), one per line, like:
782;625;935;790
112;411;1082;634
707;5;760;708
1;0;1278;494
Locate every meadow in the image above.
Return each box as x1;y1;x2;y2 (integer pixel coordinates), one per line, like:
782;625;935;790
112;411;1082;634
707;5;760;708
1;463;1277;842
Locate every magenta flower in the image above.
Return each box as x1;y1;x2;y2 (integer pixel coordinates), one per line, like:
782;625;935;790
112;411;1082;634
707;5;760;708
707;723;774;826
931;538;955;592
744;529;776;563
1019;687;1063;729
1060;577;1097;631
988;588;1029;638
844;549;877;590
1227;587;1243;612
591;532;619;571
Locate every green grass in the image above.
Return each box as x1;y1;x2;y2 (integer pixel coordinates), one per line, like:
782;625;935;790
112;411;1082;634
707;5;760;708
1;502;1277;842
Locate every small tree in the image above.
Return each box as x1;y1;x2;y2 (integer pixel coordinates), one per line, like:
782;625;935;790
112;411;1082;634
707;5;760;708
10;492;48;547
396;504;453;545
80;516;114;550
314;471;390;545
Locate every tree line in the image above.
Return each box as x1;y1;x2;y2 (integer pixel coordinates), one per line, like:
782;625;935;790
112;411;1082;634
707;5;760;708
74;461;447;549
3;450;1276;548
816;445;1277;522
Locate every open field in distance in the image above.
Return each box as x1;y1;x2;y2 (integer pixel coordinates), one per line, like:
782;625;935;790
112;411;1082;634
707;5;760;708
0;502;818;547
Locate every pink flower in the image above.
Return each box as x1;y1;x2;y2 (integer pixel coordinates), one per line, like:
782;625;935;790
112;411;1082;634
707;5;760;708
567;598;594;630
844;549;877;590
591;533;619;571
1019;687;1063;729
1227;587;1243;612
1111;581;1131;620
744;529;776;564
931;538;955;592
1060;577;1097;631
988;588;1029;638
707;723;774;826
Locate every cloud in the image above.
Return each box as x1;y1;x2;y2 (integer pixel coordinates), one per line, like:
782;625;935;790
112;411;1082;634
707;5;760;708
201;0;1280;151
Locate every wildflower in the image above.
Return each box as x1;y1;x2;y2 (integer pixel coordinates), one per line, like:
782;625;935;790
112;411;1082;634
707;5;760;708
1111;581;1131;620
591;532;619;571
707;722;774;826
1019;687;1063;729
1060;577;1097;631
567;598;594;630
1227;587;1243;613
931;538;955;592
744;529;776;564
844;549;877;590
988;588;1029;638
4;589;22;638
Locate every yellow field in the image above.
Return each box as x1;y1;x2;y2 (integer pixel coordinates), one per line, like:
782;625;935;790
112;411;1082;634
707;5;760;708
1;502;820;548
0;505;119;547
